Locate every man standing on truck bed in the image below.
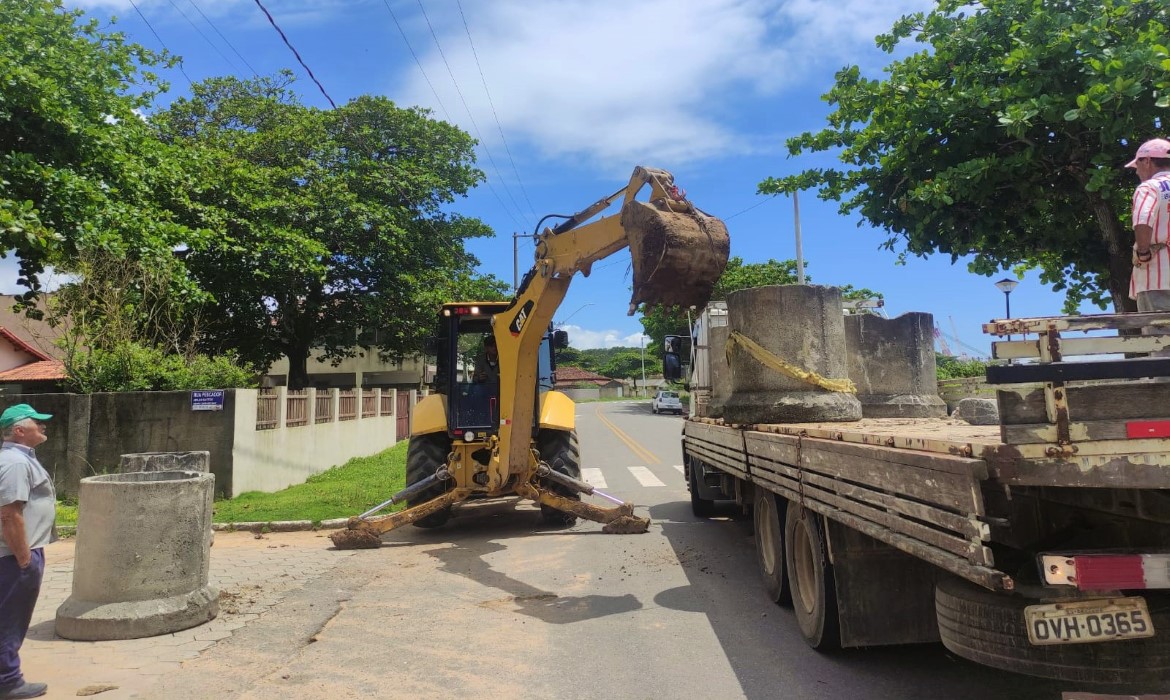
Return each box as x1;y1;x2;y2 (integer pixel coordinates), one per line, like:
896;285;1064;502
1127;138;1170;326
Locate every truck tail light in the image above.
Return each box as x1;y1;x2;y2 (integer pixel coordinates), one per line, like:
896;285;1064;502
1041;553;1170;590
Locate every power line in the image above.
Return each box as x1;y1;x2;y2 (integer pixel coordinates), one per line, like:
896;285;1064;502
724;194;779;221
251;0;335;108
127;0;194;87
413;0;530;228
456;0;538;222
380;1;525;232
187;0;261;77
382;0;452;123
165;0;242;75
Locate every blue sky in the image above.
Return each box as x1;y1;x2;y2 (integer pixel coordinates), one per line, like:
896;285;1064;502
41;0;1110;353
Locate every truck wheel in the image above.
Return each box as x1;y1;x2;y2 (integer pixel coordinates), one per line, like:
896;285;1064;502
936;575;1170;686
406;434;453;528
538;429;581;527
785;505;840;649
754;490;790;605
688;457;716;518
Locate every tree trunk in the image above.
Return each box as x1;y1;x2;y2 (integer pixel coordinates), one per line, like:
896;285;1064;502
287;344;311;390
1088;190;1137;313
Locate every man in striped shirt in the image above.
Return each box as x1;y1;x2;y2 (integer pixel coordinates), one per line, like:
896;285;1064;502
1127;139;1170;341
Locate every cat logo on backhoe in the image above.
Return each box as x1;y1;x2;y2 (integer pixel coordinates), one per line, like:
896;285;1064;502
510;300;534;336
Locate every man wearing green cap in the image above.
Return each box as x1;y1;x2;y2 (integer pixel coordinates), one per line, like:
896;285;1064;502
0;404;54;700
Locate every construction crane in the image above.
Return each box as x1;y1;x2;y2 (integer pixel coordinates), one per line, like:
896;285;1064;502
934;318;990;359
933;325;954;356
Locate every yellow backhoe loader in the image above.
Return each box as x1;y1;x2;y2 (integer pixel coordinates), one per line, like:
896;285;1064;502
331;166;729;549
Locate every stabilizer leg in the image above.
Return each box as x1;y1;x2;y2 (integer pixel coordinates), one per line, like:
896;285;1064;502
330;489;470;549
517;481;650;534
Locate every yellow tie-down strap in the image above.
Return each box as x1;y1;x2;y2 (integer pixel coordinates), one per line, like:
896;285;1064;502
726;331;857;394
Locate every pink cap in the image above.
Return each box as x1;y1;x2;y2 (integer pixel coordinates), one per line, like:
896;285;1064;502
1126;138;1170;168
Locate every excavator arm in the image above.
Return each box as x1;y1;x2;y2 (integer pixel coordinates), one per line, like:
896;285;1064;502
330;166;728;548
491;166;728;490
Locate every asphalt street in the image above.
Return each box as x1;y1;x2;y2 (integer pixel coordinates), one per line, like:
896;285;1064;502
139;400;1081;699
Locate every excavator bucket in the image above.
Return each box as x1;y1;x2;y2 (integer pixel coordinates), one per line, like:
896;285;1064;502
622;199;730;314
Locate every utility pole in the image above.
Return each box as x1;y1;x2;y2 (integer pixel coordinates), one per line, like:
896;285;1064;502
793;191;805;285
640;335;647;397
512;232;522;293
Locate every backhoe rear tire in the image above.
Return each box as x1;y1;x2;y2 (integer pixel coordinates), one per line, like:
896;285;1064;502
538;429;581;527
406;434;453;528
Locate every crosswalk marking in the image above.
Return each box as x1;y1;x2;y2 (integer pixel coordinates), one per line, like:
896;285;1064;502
581;468;607;489
628;466;666;488
672;464;684;474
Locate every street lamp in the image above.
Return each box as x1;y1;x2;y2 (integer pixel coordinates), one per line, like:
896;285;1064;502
994;278;1018;319
995;278;1019;358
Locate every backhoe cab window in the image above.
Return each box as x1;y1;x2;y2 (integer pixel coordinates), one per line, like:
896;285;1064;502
451;320;499;431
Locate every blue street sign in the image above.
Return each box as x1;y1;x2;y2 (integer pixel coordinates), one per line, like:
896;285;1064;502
191;390;225;412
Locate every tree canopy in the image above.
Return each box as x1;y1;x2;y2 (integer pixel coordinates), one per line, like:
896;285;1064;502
760;0;1170;312
0;1;207;299
153;74;508;387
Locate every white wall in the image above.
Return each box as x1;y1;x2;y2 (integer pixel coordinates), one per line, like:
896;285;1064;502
561;388;601;402
230;388;403;496
0;340;38;372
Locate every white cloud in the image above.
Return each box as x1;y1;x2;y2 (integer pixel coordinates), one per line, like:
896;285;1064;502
560;324;648;350
0;255;75;294
67;0;342;26
394;0;934;172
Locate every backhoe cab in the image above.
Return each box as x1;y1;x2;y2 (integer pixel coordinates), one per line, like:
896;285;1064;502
331;166;729;549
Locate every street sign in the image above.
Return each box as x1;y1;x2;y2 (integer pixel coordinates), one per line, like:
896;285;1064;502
191;390;225;412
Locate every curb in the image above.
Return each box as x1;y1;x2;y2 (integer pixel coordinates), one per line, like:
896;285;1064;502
211;518;349;533
57;518;350;537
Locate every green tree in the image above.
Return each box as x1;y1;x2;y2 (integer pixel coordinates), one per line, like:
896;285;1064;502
640;256;882;349
599;348;661;380
760;0;1170;312
52;250;254;392
935;353;990;380
154;74;506;387
0;1;204;302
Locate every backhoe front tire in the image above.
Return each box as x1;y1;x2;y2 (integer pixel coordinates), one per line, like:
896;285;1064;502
538;429;581;527
406;434;453;528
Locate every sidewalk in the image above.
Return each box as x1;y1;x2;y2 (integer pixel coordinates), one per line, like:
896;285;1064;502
19;530;353;700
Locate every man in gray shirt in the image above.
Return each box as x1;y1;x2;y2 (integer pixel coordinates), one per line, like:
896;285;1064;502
0;404;54;700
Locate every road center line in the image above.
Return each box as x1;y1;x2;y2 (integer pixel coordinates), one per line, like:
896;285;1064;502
594;406;660;464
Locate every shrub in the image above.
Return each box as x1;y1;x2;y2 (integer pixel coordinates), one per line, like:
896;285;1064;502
65;342;257;392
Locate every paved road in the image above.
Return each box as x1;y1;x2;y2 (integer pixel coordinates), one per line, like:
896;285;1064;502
26;401;1089;698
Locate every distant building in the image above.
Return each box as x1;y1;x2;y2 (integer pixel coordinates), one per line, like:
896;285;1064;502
554;366;624;400
0;295;68;394
263;351;430;390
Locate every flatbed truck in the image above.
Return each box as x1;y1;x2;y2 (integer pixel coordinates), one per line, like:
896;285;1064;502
680;309;1170;687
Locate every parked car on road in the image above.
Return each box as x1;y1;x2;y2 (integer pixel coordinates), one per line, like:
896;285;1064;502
652;390;683;415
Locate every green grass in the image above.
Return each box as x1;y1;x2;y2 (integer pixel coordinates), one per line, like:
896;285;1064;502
56;502;78;527
211;442;408;524
52;443;409;527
